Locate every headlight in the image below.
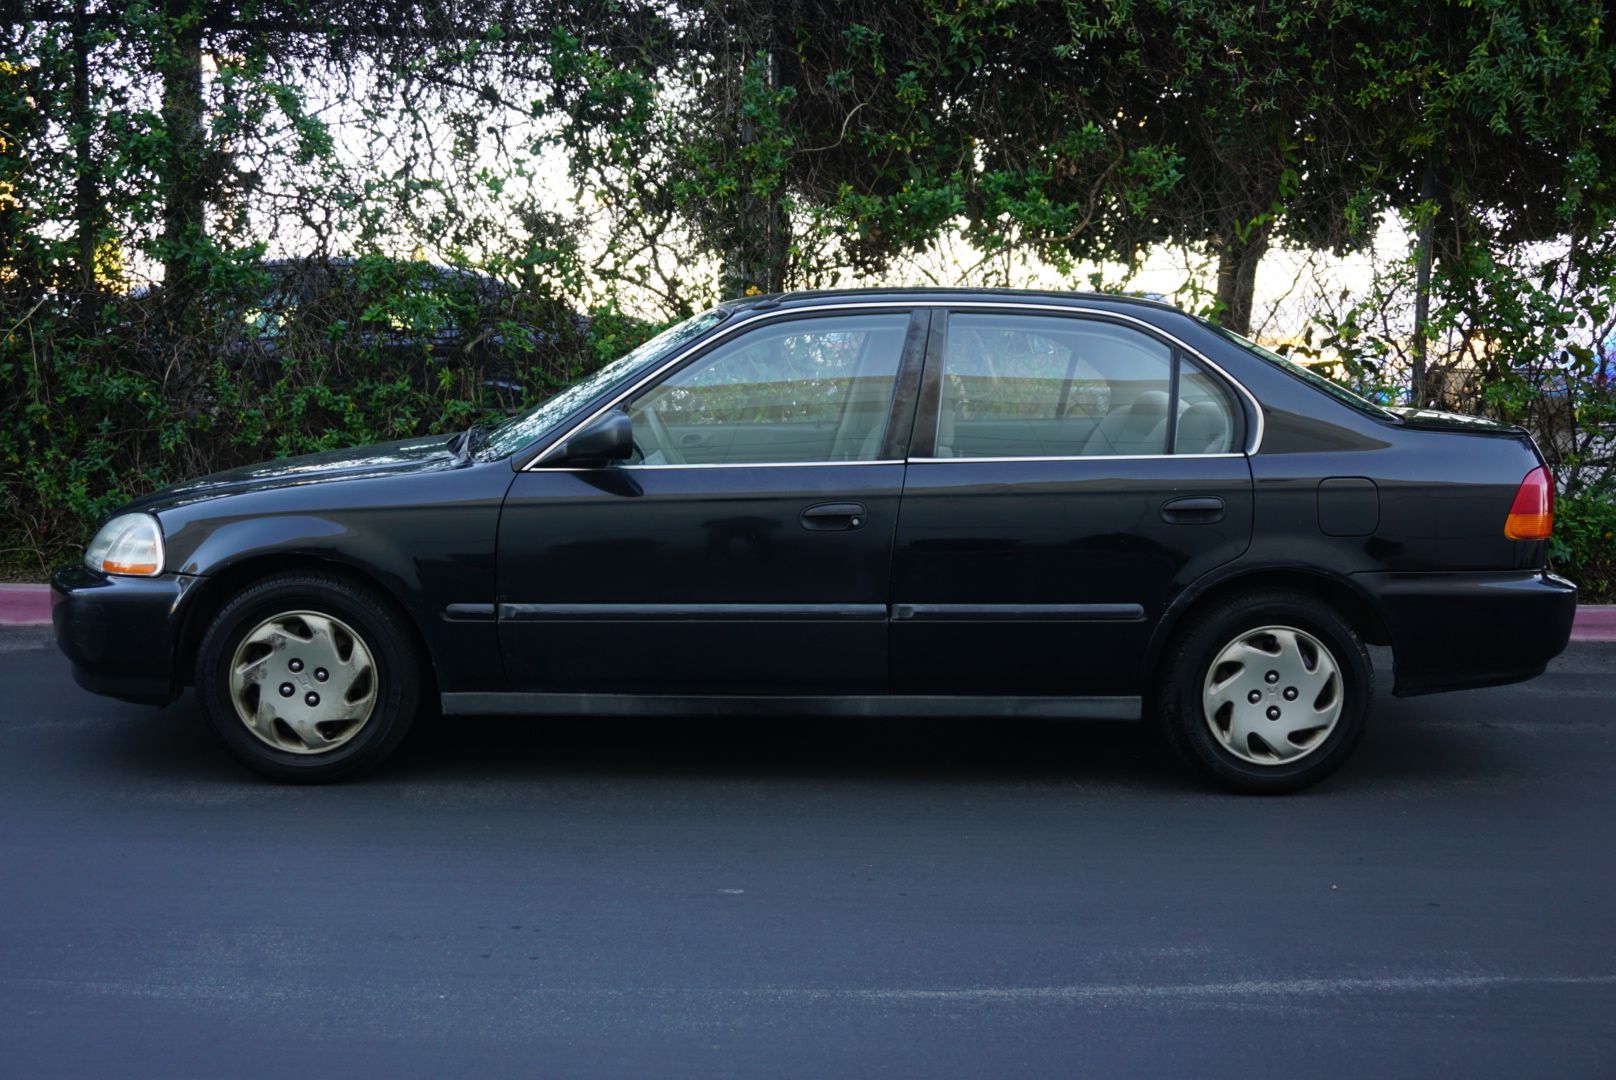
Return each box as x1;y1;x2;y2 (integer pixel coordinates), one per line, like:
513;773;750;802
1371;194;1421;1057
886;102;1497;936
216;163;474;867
84;513;166;576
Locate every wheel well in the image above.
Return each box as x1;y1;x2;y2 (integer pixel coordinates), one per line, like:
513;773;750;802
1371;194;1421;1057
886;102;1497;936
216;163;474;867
1152;569;1392;676
173;555;436;694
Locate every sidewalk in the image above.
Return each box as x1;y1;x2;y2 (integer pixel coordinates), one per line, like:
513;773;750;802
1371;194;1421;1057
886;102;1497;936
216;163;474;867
6;581;1615;641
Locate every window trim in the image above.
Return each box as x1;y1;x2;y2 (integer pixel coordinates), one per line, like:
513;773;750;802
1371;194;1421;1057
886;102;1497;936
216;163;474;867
553;459;909;472
905;452;1244;464
1165;347;1183;452
1171;350;1245;455
525;302;1261;470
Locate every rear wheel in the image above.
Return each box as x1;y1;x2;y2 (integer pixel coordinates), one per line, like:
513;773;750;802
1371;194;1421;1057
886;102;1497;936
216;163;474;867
1157;591;1372;793
196;572;421;782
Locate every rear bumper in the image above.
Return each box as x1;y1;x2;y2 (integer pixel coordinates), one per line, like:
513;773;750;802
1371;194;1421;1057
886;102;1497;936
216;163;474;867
51;565;198;705
1355;570;1578;696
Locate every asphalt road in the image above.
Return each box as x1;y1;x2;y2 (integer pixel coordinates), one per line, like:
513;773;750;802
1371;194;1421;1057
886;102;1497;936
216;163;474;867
2;626;1613;1079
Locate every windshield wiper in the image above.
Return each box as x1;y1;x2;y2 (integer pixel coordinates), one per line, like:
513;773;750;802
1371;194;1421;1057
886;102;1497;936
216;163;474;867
451;422;493;461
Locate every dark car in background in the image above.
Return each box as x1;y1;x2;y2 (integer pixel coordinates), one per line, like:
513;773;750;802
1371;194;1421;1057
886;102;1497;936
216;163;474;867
51;289;1576;792
133;256;597;410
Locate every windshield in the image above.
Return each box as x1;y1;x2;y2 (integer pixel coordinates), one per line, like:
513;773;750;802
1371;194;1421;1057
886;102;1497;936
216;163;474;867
477;308;730;459
1200;321;1399;422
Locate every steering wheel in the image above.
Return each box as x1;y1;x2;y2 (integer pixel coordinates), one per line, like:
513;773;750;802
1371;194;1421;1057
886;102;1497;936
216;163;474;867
641;403;687;465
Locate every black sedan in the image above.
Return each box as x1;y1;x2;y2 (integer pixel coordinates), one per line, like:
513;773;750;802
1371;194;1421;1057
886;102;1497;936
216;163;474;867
52;290;1577;792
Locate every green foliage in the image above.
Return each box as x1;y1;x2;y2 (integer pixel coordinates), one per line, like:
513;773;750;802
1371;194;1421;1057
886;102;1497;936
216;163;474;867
0;266;633;577
1552;488;1616;602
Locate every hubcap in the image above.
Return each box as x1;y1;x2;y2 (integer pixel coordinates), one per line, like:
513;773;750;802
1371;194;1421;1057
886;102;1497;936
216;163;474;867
1201;625;1343;766
227;610;377;755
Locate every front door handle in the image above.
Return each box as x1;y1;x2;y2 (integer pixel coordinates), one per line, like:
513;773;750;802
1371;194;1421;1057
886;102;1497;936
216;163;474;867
801;502;867;531
1161;496;1225;523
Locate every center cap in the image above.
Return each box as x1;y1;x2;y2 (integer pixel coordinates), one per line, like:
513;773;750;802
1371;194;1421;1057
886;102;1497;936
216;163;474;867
289;665;312;690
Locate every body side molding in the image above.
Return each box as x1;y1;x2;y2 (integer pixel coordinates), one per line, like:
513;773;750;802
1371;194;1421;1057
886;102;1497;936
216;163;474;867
497;602;888;621
890;603;1145;622
442;692;1143;721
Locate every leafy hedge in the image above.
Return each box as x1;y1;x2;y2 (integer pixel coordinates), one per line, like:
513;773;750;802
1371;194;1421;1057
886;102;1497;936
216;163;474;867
0;259;647;578
1554;489;1616;603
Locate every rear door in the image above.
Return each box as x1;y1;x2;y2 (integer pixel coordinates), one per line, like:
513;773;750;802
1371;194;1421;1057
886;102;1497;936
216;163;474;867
890;309;1255;698
496;308;927;694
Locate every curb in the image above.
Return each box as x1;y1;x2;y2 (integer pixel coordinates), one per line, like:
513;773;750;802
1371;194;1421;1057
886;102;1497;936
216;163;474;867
4;581;1615;641
0;585;50;627
1573;605;1616;643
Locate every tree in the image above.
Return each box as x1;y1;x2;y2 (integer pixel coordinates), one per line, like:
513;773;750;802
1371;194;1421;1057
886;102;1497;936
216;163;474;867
1350;0;1616;401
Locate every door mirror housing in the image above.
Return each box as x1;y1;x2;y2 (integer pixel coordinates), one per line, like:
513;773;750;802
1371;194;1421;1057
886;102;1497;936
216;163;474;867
554;410;634;466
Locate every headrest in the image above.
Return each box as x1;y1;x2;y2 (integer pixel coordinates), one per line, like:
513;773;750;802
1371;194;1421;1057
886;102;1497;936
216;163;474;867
1128;390;1171;417
1177;402;1230;451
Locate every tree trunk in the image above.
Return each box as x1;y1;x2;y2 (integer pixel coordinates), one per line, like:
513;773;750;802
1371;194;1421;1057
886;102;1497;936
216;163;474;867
1411;162;1436;407
1212;226;1269;336
721;179;788;298
719;13;789;298
158;2;206;316
71;0;98;291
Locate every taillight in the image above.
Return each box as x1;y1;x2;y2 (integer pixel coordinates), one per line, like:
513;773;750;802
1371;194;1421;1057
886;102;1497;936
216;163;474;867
1504;466;1554;540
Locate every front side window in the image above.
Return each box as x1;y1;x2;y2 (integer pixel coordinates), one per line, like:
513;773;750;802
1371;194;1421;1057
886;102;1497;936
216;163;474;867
628;313;909;465
932;313;1237;458
478;308;729;459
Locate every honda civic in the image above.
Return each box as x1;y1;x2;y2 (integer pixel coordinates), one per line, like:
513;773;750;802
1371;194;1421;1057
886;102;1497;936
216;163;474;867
52;290;1576;791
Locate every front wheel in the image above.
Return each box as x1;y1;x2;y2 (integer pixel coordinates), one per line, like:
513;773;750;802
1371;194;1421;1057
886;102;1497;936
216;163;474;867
196;572;422;782
1156;591;1372;794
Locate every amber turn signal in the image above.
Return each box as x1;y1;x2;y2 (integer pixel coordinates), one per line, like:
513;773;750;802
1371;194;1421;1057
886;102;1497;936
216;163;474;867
1504;466;1554;540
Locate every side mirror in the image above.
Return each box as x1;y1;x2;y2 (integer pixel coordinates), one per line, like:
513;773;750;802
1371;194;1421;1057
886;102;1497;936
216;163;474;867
555;409;634;466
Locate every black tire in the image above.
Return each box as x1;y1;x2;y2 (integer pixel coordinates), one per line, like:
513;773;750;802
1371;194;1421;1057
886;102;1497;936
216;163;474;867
195;571;422;782
1156;590;1372;794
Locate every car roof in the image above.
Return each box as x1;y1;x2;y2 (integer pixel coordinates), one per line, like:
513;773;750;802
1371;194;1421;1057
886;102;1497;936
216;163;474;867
718;287;1183;316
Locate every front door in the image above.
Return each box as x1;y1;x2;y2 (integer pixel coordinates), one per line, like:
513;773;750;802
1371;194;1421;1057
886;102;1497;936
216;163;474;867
497;308;926;693
890;309;1255;698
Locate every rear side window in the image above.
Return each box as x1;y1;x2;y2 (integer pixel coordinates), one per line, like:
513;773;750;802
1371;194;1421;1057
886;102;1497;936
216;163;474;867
932;313;1238;458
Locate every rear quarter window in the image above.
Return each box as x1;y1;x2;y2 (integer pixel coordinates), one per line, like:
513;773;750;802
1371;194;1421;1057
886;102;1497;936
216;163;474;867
1200;320;1397;423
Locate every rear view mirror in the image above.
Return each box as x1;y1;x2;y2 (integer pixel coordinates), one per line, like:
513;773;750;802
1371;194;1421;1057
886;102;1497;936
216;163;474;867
555;410;634;466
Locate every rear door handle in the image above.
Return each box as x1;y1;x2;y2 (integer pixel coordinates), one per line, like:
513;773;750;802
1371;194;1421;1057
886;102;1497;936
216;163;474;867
801;502;867;531
1161;496;1225;523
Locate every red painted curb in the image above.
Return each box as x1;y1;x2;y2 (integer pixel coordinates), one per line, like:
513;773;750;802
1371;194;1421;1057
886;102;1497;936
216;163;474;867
0;584;51;626
1571;605;1616;643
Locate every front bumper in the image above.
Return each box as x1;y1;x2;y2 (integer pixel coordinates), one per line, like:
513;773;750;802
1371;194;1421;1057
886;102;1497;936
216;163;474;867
1355;570;1578;696
51;565;200;705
